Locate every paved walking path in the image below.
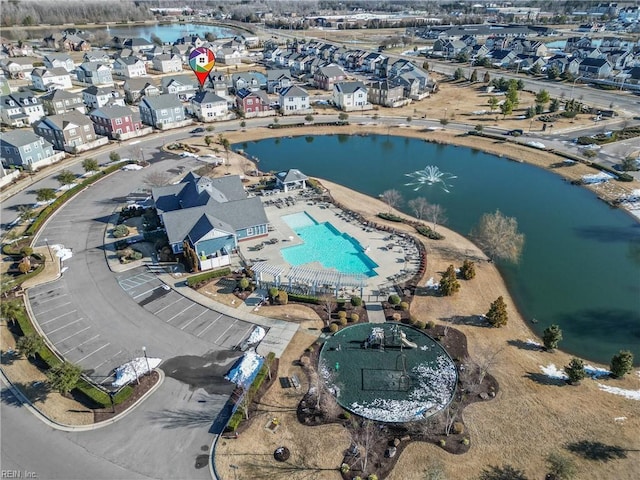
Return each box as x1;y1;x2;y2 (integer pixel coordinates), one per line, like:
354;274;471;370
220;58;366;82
365;302;386;324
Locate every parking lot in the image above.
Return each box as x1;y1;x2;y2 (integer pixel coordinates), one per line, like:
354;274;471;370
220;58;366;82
116;267;255;350
29;283;128;384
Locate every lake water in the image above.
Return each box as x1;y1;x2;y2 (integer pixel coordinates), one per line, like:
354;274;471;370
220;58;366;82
103;22;239;43
241;134;640;365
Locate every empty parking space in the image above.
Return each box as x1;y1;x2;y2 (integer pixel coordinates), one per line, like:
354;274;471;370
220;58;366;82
117;267;254;349
28;283;126;383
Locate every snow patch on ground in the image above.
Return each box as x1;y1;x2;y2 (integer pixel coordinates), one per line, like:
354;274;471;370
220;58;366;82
598;384;640;401
424;277;437;289
225;350;263;388
540;364;568;380
121;164;143;171
246;326;266;344
112;357;162;387
582;172;613;184
526;338;542;348
51;244;72;262
57;184;75;192
614;416;627;422
584;364;610;379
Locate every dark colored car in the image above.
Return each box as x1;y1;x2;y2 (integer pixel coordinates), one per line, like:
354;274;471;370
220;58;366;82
506;129;523;136
190;127;205;134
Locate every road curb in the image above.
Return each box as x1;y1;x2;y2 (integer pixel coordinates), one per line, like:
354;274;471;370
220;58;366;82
0;367;164;432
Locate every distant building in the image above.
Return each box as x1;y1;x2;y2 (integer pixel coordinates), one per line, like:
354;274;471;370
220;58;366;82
333;81;371;111
76;62;114;86
314;64;347;90
43;53;75;72
41;90;86;116
112;57;147;78
0;92;45;127
123;78;161;104
152;54;183;73
89;105;144;140
139;93;189;129
190;91;229;122
0;130;63;171
278;85;311;115
33;110;108;153
82;86;125;110
31;67;73;91
235;88;273;118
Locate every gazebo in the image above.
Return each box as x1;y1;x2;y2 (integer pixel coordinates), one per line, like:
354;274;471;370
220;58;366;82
275;168;308;192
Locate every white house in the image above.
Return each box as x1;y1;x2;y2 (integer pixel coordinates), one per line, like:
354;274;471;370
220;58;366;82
332;81;371;112
190;91;229;122
82;86;125;110
278;85;311;115
152;54;183;73
0;92;45;127
43;53;75;72
112;57;147;78
31;67;73;91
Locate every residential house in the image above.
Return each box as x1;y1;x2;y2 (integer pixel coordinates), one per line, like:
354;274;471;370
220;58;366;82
489;49;518;68
215;47;243;65
33;110;108;153
83;51;111;63
0;130;63;171
171;44;192;63
0;57;37;79
209;74;230;98
314;64;346;90
152;54;183;73
432;39;467;58
31;67;73;91
76;62;114;86
332;81;371;111
89;105;145;140
161;75;198;101
112;57;147;78
3;42;34;57
362;52;385;73
368;79;408;107
123;78;161;104
175;35;205;48
41;90;86;116
61;33;90;51
82;86;125;110
509;39;548;57
235;88;272;118
578;58;613;78
123;37;154;53
231;72;261;93
152;173;269;270
43;33;65;50
0;92;45;127
139;93;189;129
190;91;229;122
278;85;311;115
43;53;75;72
546;55;581;75
0;76;10;96
266;69;293;94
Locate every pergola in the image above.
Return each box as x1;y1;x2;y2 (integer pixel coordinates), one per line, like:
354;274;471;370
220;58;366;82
251;262;286;287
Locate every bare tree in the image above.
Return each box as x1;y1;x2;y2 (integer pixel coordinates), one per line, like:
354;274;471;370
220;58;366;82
320;294;335;328
471;345;504;387
350;419;379;474
471;210;524;263
425;203;446;231
381;189;402;213
408;197;428;220
144;171;173;187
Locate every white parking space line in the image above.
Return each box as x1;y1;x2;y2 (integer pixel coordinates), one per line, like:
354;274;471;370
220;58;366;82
32;293;68;305
212;319;237;342
236;325;256;345
75;343;111;363
153;296;184;315
196;319;219;338
179;310;208;330
61;334;100;354
93;350;122;371
54;326;91;344
33;302;72;315
40;310;77;326
133;286;162;299
166;303;196;323
47;319;82;335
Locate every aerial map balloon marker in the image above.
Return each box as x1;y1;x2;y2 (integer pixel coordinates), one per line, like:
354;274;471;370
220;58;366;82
188;47;216;88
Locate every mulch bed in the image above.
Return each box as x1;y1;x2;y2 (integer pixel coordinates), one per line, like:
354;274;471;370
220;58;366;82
290;324;499;480
93;371;160;423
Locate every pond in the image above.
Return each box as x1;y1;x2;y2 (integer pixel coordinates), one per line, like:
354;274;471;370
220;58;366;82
241;134;640;365
103;22;240;44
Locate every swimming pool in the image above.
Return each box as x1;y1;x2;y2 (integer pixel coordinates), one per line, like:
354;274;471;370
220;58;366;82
281;212;379;277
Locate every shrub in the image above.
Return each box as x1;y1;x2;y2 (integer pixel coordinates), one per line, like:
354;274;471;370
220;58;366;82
377;212;403;222
340;411;351;420
341;463;350;473
112;224;130;238
350;296;362;306
186;267;231;287
439;265;460;296
461;438;470;445
542;324;563;351
20;246;33;257
415;321;425;329
486;296;508;327
131;251;143;260
338;310;347;319
452;422;465;434
350;313;359;322
368;475;378;480
339;316;348;326
238;277;250;290
610;350;634;378
439;439;446;447
268;287;279;299
460;259;476;280
392;313;401;321
277;290;288;305
287;293;320;304
388;294;401;305
416;224;444;240
426;320;435;329
399;301;409;311
329;323;339;333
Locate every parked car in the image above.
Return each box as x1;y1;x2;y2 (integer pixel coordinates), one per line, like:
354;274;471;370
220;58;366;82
190;127;205;134
506;129;523;136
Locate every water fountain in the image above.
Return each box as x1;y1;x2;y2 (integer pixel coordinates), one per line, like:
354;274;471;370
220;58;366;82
404;165;457;193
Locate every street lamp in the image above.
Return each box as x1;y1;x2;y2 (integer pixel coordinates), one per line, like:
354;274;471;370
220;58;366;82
44;237;52;262
570;76;585;100
142;346;151;375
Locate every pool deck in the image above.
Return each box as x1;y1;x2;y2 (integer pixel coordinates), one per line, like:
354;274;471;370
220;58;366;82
237;189;421;301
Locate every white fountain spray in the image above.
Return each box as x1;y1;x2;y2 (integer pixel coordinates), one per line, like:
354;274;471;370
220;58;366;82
404;165;457;193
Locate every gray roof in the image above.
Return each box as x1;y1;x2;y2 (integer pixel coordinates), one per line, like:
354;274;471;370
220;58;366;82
161;74;198;89
79;62;108;72
44;53;73;62
83;85;114;96
1;92;42;108
34;110;92;131
140;93;182;110
317;64;345;78
41;89;82;102
334;81;367;94
0;130;48;148
266;69;292;81
153;173;268;245
89;105;134;120
276;168;308;183
191;91;226;105
279;85;308;98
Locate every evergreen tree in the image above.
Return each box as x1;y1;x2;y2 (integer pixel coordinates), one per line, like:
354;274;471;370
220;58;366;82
610;350;634;378
564;358;585;385
542;324;563;351
439;265;460;296
47;361;82;395
460;259;476;280
16;333;44;359
486;296;508;327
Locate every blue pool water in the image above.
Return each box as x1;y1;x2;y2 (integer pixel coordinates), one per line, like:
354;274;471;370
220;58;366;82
281;212;379;276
